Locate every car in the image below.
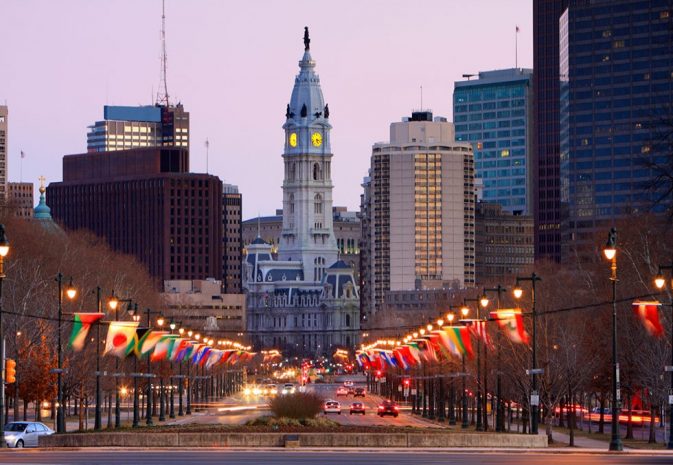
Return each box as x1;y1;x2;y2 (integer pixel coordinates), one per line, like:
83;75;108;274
344;380;354;387
354;387;366;397
281;383;296;395
265;384;278;396
324;400;342;415
350;402;366;415
4;422;54;448
336;386;349;397
377;400;399;418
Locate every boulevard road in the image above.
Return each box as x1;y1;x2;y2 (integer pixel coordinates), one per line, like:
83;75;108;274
1;450;672;465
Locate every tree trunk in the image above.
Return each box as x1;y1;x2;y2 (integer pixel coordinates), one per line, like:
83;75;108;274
598;394;605;434
648;403;656;444
78;395;84;431
559;398;565;428
568;389;575;447
625;393;634;440
545;410;554;443
22;398;28;421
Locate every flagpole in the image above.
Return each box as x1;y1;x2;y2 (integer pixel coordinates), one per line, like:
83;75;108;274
515;26;519;68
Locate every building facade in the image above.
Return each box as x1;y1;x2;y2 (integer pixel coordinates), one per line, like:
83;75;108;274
475;201;534;284
454;68;534;215
222;183;243;293
361;111;475;317
534;0;569;261
87;104;189;153
560;0;673;250
162;279;246;339
0;106;7;202
241;206;361;276
7;182;34;218
47;147;222;284
243;29;360;356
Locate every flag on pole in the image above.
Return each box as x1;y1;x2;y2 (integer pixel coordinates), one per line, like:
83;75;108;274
632;301;664;337
104;321;139;357
469;320;493;350
69;313;105;351
443;326;474;358
151;334;179;362
491;309;530;345
136;330;169;358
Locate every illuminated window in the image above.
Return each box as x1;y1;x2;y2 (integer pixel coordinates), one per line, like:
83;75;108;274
661;11;670;18
612;40;624;49
500;149;510;157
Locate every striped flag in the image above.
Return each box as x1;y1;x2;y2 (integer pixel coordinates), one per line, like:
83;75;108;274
69;313;104;351
469;320;493;350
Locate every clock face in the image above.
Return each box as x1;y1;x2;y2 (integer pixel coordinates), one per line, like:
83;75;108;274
311;132;323;147
289;132;298;147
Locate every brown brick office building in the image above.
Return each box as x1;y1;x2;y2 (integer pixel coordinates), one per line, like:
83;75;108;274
47;147;222;284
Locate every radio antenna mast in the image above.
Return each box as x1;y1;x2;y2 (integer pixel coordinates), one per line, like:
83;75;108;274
156;0;170;106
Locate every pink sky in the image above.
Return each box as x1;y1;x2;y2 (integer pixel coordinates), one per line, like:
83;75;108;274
1;0;532;218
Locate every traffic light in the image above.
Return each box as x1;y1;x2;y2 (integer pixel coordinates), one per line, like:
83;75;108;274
5;358;16;384
403;378;410;387
375;370;382;378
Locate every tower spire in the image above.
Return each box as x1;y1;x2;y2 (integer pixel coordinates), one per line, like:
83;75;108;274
156;0;169;106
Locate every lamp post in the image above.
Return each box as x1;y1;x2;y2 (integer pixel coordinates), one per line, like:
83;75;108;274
654;263;673;450
178;327;185;416
169;321;176;419
481;285;507;432
55;274;76;433
186;330;193;415
128;305;141;427
143;308;161;426
602;227;623;451
0;225;10;448
157;316;166;422
107;292;121;428
513;272;542;435
465;297;484;431
94;286;103;431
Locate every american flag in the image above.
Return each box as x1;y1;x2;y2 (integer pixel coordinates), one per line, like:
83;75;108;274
469;320;494;350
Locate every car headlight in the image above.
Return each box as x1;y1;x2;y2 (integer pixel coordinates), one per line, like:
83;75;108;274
244;388;251;395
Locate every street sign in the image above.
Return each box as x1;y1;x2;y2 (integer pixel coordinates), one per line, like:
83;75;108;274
526;368;544;375
530;394;540;406
397;385;402;392
404;388;410;397
664;365;673;372
669;395;673;405
616;388;621;401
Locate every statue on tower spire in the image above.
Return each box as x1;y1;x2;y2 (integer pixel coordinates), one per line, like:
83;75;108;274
303;26;310;51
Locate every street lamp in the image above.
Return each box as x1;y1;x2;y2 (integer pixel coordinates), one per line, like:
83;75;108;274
157;316;166;422
186;330;194;415
0;224;10;449
514;272;542;435
55;274;77;433
168;321;177;419
177;326;185;416
482;285;507;432
142;308;162;426
464;297;485;431
128;303;141;428
602;227;623;452
455;307;470;429
654;262;673;450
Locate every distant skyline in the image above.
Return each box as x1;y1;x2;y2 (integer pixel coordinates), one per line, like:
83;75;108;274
1;0;532;218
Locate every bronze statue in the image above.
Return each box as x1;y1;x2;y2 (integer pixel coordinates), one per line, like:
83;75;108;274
304;26;310;51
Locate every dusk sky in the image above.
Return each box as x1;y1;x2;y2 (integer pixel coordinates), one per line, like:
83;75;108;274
1;0;532;218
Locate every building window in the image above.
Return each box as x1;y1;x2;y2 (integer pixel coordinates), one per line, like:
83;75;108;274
314;193;323;214
313;163;322;181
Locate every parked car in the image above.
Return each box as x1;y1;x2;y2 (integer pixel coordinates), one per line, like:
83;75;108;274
4;422;54;448
377;400;399;418
324;400;342;415
354;387;366;397
350;402;366;415
336;386;349;397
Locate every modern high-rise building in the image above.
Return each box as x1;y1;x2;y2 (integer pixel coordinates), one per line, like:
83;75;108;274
0;105;8;202
86;104;189;153
454;68;534;215
533;0;569;261
475;201;534;283
47;147;222;283
243;29;359;355
560;0;673;249
222;183;243;294
361;111;475;317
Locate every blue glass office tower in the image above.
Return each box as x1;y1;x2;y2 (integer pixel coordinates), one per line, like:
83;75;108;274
560;0;673;248
454;69;534;215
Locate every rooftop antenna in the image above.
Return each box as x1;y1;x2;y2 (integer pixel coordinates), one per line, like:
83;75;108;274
515;25;520;68
205;138;210;174
156;0;170;106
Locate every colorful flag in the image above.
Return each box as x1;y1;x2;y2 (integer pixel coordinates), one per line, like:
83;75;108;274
69;313;104;351
151;335;179;362
469;320;493;350
491;309;530;345
104;321;139;357
136;330;169;358
444;326;474;358
632;301;664;337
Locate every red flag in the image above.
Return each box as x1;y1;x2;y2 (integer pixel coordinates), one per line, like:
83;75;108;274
491;309;530;345
632;301;664;337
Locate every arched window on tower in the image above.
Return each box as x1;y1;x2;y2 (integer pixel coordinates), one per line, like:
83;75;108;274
289;163;296;181
313;163;322;181
314;193;323;214
289;193;295;214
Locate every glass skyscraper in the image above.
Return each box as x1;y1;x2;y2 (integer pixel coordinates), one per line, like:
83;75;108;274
560;0;673;248
454;69;534;215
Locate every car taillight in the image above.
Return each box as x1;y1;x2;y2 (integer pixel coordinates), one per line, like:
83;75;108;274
393;406;399;410
378;406;383;410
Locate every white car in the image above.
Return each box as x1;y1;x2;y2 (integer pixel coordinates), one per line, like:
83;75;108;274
344;380;354;387
324;400;341;415
4;422;54;448
281;383;296;395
